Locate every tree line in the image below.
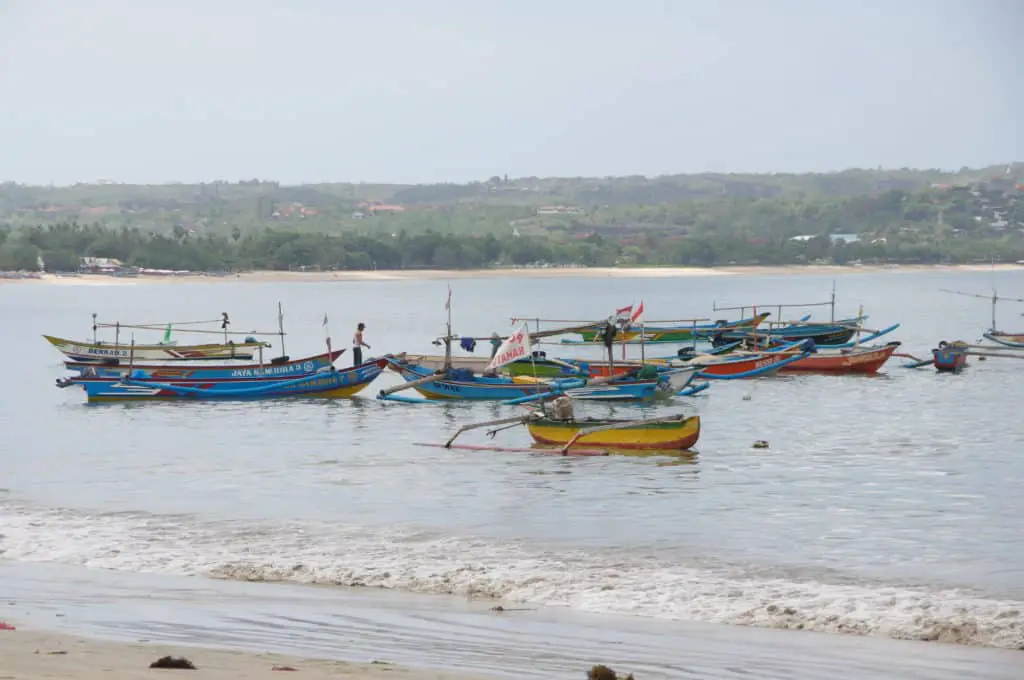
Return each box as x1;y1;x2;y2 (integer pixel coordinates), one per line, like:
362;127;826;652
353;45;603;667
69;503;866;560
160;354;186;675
1;221;1022;273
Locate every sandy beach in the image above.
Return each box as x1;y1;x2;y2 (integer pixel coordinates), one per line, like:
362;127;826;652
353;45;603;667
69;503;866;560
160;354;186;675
0;625;492;680
2;263;1023;286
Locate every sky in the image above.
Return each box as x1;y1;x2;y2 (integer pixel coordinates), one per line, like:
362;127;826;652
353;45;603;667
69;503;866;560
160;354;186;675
0;0;1020;185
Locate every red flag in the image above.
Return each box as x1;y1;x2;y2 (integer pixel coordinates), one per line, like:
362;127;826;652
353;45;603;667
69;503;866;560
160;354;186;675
631;300;644;324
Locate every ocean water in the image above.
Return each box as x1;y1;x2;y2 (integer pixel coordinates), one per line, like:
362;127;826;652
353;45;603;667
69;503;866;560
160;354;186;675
1;269;1022;658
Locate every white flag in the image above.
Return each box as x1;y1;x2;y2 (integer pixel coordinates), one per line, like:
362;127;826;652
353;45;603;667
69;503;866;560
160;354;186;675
486;323;532;371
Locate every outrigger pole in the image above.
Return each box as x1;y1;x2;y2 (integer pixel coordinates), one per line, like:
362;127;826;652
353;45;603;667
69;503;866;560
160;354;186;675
714;284;838;322
940;288;1024;332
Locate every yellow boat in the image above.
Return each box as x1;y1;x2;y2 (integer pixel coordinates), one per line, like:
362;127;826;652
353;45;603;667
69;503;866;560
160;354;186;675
526;414;700;450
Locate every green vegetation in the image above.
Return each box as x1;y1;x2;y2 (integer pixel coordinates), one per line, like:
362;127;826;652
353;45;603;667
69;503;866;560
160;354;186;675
1;164;1021;272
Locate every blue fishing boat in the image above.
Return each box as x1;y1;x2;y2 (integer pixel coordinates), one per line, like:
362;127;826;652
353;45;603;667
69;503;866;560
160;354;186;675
58;358;387;402
932;341;969;373
382;357;698;403
705;317;863;346
382;358;585;401
63;350;345;379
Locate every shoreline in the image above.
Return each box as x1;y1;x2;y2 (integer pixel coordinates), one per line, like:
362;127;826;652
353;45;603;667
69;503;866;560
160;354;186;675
0;625;492;680
2;562;1021;680
2;263;1023;285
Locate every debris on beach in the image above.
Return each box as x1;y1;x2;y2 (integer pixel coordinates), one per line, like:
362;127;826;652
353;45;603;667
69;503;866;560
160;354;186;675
0;621;15;631
149;655;197;670
588;664;635;680
271;665;298;671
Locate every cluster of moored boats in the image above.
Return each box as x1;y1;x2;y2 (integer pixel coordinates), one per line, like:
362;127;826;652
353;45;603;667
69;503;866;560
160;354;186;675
45;290;1023;454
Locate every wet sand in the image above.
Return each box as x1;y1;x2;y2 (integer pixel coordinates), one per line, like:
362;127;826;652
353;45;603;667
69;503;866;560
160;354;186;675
1;563;1019;680
2;263;1022;285
0;628;488;680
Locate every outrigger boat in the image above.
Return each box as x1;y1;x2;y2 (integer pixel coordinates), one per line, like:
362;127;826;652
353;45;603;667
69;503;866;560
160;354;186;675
706;317;864;346
902;339;1024;372
941;288;1024;349
379;293;702;404
553;340;816;380
737;341;901;374
932;341;970;373
560;312;770;344
382;356;700;402
59;357;387;402
44;334;269;363
56;309;387;402
62;350;345;379
433;397;701;455
45;311;277;363
700;288;867;346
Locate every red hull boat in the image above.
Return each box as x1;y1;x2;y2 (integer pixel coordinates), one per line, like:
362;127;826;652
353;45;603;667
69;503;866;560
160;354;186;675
760;342;900;374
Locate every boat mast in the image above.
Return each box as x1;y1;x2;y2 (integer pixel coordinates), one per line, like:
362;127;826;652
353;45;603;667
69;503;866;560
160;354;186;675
992;288;998;332
830;281;836;322
323;313;332;360
444;284;453;371
277;302;287;358
940;288;1024;333
91;313;97;344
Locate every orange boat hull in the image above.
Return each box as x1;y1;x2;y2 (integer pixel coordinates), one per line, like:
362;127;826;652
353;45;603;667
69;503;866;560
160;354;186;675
779;343;899;374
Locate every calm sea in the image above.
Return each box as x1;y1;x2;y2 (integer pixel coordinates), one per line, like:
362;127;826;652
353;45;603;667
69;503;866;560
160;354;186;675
1;269;1022;655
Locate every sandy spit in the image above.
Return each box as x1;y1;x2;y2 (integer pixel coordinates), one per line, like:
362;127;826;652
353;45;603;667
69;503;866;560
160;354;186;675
2;263;1022;286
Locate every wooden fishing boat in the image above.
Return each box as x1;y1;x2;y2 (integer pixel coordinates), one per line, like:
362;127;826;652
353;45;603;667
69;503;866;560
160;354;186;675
44;334;270;363
63;350;345;379
572;312;770;343
384;353;490;373
941;288;1024;349
764;341;900;374
437;397;700;454
526;415;700;450
528;343;811;381
982;331;1024;349
59;357;387;402
382;357;694;402
503;343;742;378
383;358;582;401
932;341;969;373
666;345;815;378
706;318;862;346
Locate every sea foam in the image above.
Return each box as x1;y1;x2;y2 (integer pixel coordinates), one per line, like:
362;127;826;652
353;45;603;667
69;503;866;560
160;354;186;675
1;502;1020;650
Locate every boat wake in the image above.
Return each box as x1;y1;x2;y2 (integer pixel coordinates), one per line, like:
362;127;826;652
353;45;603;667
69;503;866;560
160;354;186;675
1;502;1020;651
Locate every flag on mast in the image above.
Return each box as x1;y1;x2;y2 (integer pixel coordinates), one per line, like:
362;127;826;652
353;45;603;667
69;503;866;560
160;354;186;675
445;284;452;311
614;304;633;324
486;323;532;371
630;301;644;325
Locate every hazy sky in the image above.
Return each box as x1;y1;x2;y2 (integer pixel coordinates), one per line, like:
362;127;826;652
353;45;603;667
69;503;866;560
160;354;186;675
0;0;1019;185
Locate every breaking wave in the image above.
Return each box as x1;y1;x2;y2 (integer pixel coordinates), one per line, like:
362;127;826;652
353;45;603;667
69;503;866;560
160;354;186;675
0;502;1020;650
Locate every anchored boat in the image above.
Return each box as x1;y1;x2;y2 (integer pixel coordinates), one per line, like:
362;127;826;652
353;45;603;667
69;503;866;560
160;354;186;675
941;287;1024;349
59;357;387;402
45;311;281;363
437;396;701;455
44;334;270;363
62;350;345;379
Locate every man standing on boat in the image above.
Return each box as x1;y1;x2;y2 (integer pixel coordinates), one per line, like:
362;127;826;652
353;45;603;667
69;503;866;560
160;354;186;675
352;322;370;366
600;317;617;372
